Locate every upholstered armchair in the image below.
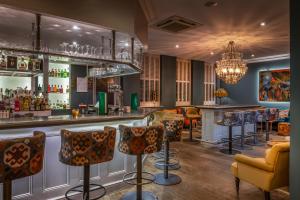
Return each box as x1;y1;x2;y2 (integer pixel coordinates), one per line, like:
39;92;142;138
231;143;289;200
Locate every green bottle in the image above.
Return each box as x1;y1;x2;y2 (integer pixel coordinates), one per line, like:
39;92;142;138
130;93;139;112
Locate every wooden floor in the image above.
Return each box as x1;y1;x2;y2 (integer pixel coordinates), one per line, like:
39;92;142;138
64;131;290;200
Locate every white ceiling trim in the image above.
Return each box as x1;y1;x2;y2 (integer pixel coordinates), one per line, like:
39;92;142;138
246;54;290;63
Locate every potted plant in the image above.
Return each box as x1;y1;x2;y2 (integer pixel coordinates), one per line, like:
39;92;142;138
215;88;229;105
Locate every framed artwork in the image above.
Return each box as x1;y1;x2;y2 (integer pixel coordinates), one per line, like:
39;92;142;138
259;69;290;102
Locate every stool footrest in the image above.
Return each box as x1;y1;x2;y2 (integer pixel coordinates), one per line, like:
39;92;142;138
65;183;106;200
123;171;155;186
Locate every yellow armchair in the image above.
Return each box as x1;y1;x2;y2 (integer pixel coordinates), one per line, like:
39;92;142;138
231;142;289;200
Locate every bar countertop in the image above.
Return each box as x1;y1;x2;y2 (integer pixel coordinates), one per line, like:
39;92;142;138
195;104;261;110
0;108;159;130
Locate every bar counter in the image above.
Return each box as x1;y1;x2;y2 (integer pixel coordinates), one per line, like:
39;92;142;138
0;108;157;130
0;108;158;200
197;105;261;143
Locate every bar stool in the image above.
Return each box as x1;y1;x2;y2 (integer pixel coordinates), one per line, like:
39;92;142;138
266;108;279;139
59;127;116;200
181;107;201;143
217;111;243;155
118;125;164;200
154;119;183;186
234;110;256;150
248;108;268;145
0;131;46;200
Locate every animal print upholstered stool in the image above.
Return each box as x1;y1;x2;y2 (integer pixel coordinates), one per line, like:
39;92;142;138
0;131;46;200
118;125;164;200
59;127;116;200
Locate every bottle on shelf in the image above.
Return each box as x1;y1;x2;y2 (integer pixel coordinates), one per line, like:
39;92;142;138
18;57;28;71
66;85;70;93
14;95;20;112
63;69;67;78
38;84;42;94
53;85;57;93
0;54;6;69
47;84;51;93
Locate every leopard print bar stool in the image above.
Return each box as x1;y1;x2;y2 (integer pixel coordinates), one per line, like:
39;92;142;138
59;127;116;200
0;131;46;200
118;125;164;200
154;119;184;186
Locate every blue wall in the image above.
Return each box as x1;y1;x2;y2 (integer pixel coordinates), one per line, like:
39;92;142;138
220;58;290;109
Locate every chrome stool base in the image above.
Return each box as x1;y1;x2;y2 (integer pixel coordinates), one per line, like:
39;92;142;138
154;173;182;186
155;158;180;170
120;191;158;200
220;149;241;155
65;184;106;200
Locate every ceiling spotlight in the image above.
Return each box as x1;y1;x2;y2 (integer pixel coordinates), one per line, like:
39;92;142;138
251;54;255;57
260;22;266;27
72;41;77;45
124;42;129;47
210;52;214;55
66;29;72;32
53;24;60;27
72;25;80;30
204;1;218;7
175;44;180;48
85;31;92;35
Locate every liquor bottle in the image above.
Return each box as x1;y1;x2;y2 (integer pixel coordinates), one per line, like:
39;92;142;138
30;97;35;111
0;88;3;102
18;57;27;71
66;69;70;77
63;69;67;78
40;98;45;111
45;98;50;110
66;85;70;93
28;58;33;71
35;97;41;111
60;69;64;78
60;85;63;93
54;69;57;77
38;84;42;93
0;55;6;69
63;101;67;109
14;95;20;112
54;85;57;93
47;84;51;93
23;96;29;111
50;69;54;77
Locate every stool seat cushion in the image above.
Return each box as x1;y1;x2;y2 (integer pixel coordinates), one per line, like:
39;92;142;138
0;131;46;182
59;127;116;166
118;125;164;155
162;120;183;142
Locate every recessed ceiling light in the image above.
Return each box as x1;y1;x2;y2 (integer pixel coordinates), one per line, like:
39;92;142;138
210;52;214;55
125;43;129;47
260;22;266;27
66;29;72;32
72;25;80;30
175;44;180;48
85;31;92;35
251;54;255;57
72;41;77;45
53;24;60;27
204;1;218;7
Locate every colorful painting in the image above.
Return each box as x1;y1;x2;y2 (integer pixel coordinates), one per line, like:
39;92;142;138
259;69;290;102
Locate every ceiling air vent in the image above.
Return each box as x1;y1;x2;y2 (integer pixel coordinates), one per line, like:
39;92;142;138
154;15;202;33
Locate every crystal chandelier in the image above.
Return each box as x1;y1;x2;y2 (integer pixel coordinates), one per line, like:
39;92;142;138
215;41;248;84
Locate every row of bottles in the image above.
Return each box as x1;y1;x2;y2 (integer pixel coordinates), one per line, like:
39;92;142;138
0;87;50;112
0;53;43;71
49;100;69;110
49;68;70;78
47;84;69;93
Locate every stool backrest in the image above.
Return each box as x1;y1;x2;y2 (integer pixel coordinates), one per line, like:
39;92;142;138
266;108;280;121
243;110;257;124
162;119;184;142
219;111;243;126
0;131;46;182
118;125;164;155
59;127;116;166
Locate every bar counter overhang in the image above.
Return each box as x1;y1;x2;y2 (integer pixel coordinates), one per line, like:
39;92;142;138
0;108;157;200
